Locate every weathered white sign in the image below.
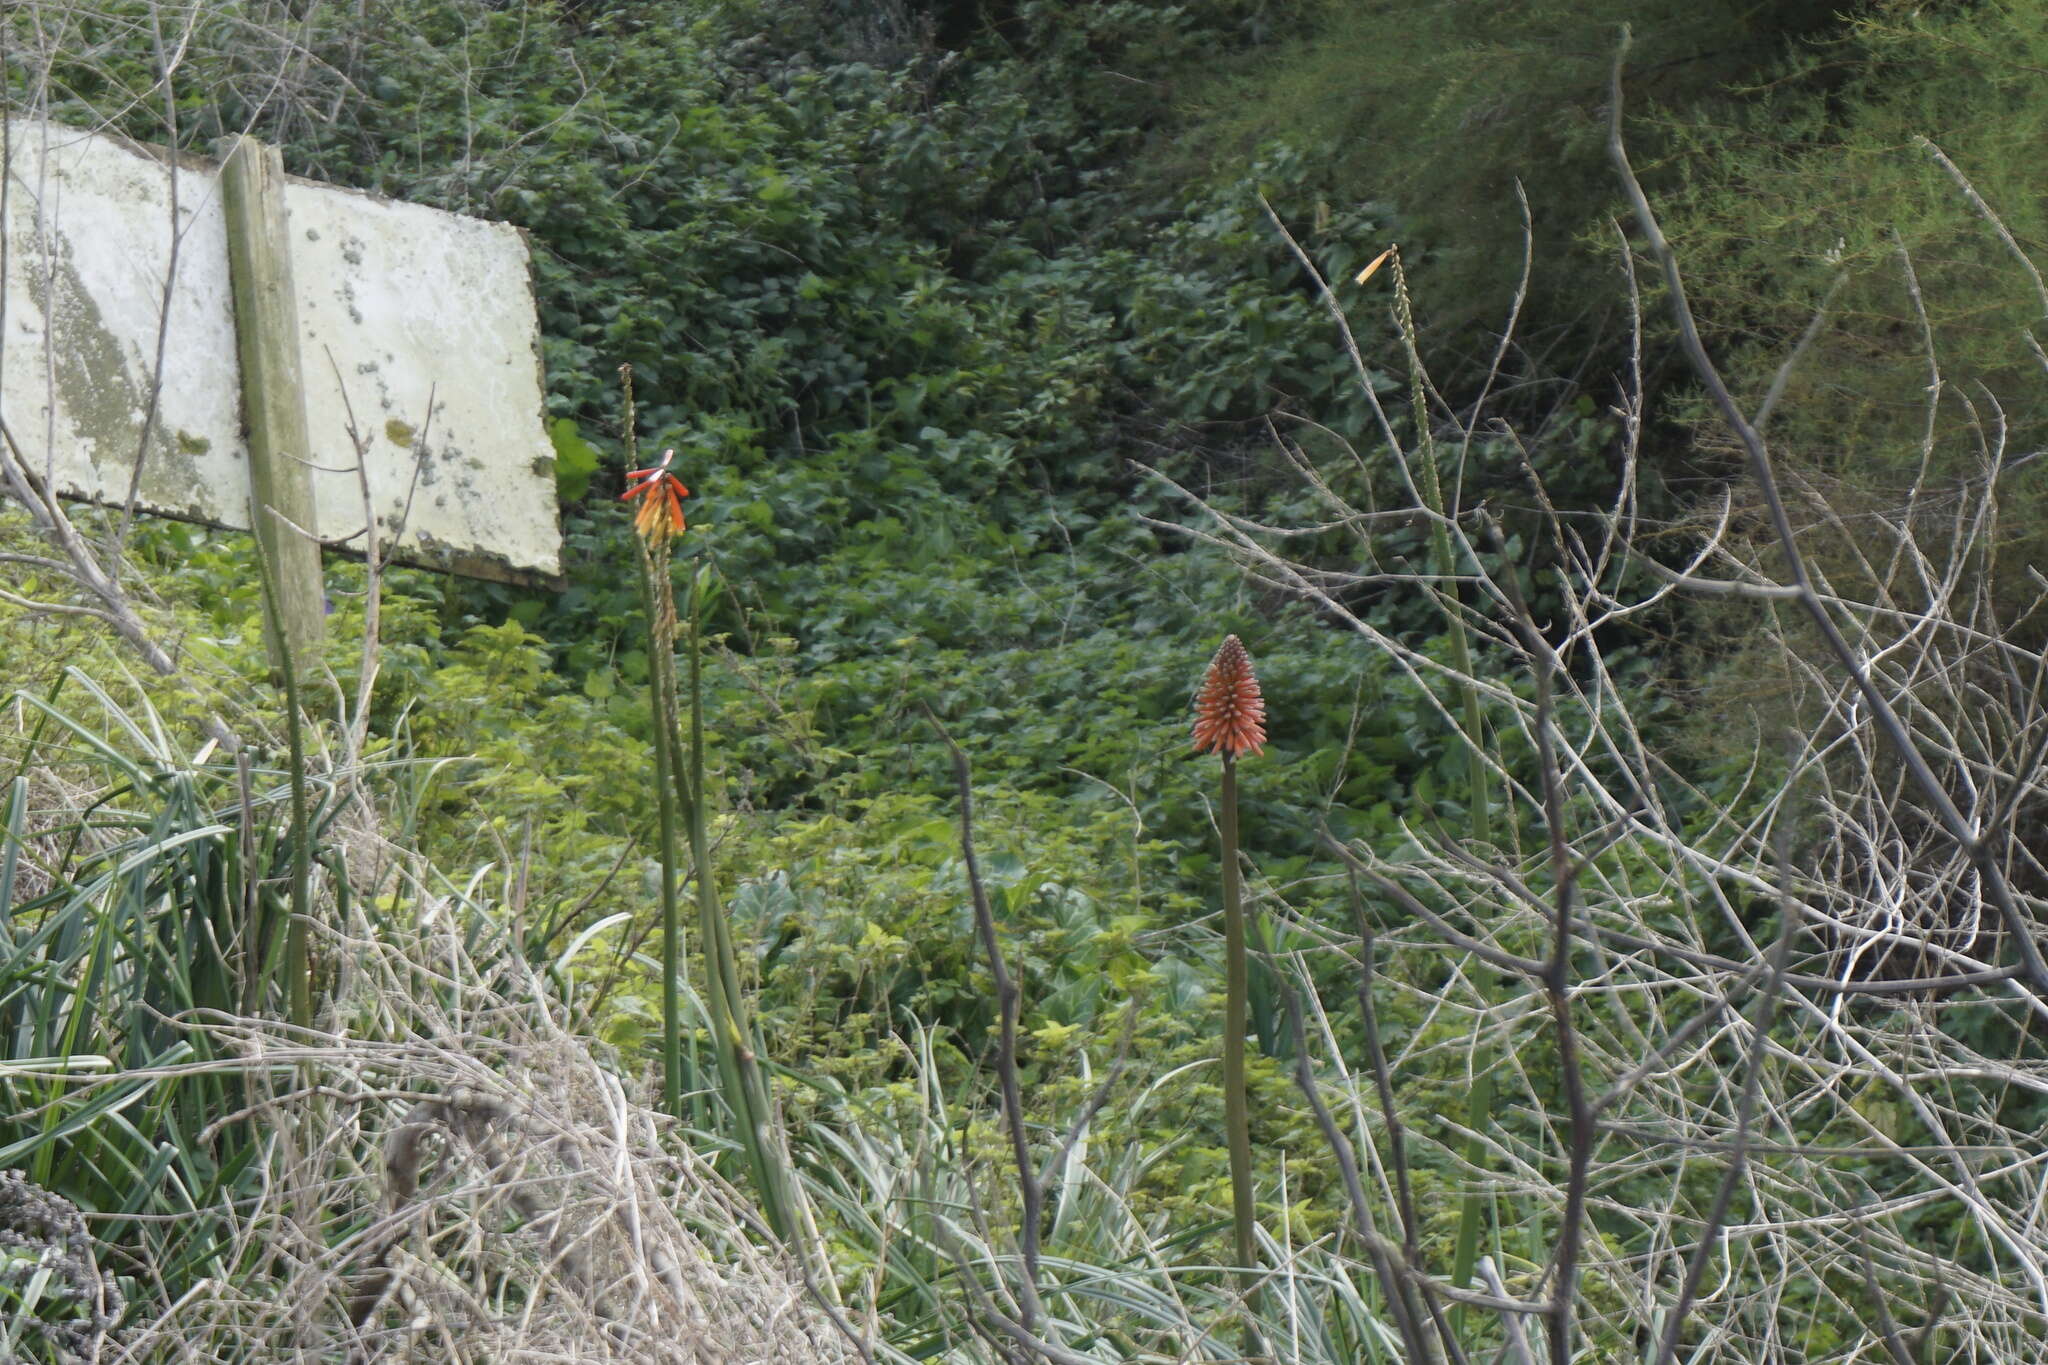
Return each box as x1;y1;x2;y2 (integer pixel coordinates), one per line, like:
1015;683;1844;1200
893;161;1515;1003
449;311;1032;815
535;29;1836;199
1;118;560;583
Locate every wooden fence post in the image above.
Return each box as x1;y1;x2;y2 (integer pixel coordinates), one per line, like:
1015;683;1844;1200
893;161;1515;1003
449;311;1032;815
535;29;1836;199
217;134;324;671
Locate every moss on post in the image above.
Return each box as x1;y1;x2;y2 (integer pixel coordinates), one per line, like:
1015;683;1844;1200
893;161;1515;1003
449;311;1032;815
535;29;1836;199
218;134;323;673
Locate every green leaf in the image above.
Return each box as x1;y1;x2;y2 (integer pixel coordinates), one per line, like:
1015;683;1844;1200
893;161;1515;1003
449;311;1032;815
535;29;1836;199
549;418;601;502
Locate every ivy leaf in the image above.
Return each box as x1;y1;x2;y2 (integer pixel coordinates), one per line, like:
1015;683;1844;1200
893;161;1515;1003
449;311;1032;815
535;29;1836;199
549;418;601;502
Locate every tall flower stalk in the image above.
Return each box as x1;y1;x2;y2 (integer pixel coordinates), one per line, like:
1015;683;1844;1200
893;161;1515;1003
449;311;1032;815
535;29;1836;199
619;369;690;1121
1387;248;1499;1320
619;366;794;1240
1194;635;1267;1289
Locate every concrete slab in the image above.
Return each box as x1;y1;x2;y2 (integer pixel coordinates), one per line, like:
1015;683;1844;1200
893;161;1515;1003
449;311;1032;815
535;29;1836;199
0;118;561;583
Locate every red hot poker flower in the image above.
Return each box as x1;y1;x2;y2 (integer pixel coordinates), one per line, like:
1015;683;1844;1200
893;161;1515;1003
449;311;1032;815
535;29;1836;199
1193;635;1266;758
622;447;690;543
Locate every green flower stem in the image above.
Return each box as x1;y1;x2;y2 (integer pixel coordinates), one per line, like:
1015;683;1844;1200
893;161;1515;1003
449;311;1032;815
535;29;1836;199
666;566;795;1241
1221;753;1257;1282
639;542;685;1119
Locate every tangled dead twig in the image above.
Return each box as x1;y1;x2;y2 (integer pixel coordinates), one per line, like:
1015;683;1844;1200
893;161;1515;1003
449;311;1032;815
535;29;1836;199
1140;41;2048;1356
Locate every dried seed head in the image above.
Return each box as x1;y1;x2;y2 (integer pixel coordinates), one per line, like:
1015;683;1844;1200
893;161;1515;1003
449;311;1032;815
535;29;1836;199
1193;635;1266;758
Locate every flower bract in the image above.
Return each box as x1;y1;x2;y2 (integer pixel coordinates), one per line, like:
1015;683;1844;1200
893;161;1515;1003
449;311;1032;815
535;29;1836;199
623;448;690;543
1193;635;1266;758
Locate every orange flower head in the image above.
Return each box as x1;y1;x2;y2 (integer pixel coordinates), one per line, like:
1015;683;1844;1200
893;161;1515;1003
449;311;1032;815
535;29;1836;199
622;447;690;543
1193;634;1266;758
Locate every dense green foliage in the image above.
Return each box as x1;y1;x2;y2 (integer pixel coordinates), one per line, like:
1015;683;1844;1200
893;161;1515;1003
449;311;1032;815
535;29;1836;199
1170;0;1846;378
1658;4;2048;489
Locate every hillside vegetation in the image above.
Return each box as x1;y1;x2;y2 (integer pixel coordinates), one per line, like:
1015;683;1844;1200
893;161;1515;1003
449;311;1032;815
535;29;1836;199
5;0;2048;1359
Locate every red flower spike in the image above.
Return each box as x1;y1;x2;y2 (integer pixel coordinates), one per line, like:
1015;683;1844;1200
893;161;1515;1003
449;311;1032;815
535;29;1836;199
622;447;690;543
1193;635;1266;758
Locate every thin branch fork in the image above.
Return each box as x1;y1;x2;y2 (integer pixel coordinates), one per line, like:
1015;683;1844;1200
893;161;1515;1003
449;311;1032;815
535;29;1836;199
0;417;181;679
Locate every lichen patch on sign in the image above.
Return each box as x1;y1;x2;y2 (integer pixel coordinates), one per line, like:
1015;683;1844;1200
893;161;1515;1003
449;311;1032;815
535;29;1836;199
2;121;249;529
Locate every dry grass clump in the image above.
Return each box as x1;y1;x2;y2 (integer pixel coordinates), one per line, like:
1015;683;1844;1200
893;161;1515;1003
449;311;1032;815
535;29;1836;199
121;912;857;1365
